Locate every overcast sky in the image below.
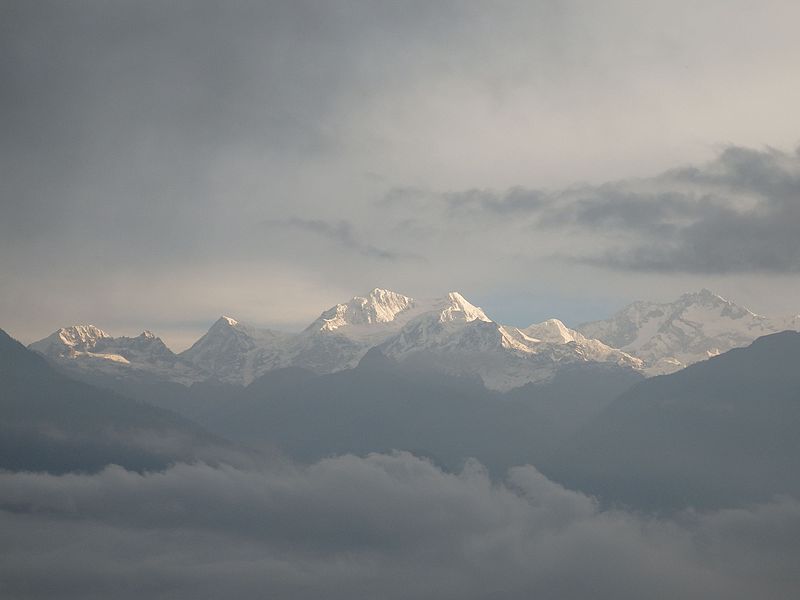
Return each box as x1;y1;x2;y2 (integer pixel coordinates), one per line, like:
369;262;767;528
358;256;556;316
3;0;800;350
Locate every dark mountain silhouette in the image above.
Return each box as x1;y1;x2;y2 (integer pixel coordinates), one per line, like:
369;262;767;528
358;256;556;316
28;339;642;475
548;331;800;511
191;349;642;475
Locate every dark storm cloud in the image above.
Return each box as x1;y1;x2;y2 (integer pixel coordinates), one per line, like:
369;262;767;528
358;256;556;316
1;452;799;599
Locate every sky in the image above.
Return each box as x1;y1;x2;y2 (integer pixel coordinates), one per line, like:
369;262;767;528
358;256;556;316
2;0;800;350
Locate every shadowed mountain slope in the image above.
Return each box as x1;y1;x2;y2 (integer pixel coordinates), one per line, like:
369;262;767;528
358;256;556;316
548;331;800;511
193;349;642;475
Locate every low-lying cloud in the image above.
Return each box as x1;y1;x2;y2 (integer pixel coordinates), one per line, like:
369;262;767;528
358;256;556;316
2;452;799;599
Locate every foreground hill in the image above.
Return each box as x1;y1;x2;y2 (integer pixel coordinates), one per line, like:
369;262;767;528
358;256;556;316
548;331;800;510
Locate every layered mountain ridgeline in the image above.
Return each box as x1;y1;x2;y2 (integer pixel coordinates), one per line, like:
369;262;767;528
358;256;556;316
0;330;246;474
37;343;641;478
15;287;800;507
8;321;800;513
4;323;643;484
547;331;800;511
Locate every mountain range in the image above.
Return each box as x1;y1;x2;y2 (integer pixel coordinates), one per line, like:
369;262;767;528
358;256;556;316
8;286;800;511
28;288;800;391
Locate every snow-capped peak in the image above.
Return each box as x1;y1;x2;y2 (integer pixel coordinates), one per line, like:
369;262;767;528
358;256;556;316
309;289;415;334
435;292;491;323
677;288;759;318
522;318;576;344
577;288;797;375
57;324;111;348
28;324;112;357
202;316;250;338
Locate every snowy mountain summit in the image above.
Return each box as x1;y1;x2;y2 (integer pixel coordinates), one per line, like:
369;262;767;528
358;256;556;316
287;290;496;378
578;289;800;374
307;288;416;333
29;325;204;383
179;316;292;385
29;325;113;358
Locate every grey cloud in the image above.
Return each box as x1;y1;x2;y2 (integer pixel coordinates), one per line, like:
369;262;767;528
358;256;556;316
538;189;726;232
665;146;800;201
1;453;800;599
431;145;800;273
265;218;406;261
445;187;550;216
380;187;429;207
582;209;800;273
579;147;800;273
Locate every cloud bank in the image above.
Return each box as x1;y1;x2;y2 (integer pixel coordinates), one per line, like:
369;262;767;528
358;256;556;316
1;452;799;599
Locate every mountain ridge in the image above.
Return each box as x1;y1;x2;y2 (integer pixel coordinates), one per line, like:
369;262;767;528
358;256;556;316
26;288;799;390
578;289;800;374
